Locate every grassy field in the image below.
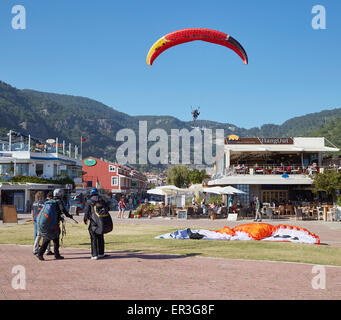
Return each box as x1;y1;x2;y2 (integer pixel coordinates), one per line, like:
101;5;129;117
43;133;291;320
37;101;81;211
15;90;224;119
1;221;341;266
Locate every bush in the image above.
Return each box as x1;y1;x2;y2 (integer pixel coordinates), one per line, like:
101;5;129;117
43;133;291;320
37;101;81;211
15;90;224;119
208;195;223;205
134;204;144;216
4;175;75;189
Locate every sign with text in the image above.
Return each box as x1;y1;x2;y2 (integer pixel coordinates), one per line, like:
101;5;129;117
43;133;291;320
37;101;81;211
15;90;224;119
225;137;294;145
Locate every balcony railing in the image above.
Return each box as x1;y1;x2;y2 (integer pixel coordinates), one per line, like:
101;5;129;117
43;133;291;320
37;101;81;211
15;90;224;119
225;164;325;176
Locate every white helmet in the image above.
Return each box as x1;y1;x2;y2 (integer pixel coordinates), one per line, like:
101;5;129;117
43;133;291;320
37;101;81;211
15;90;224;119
53;189;63;198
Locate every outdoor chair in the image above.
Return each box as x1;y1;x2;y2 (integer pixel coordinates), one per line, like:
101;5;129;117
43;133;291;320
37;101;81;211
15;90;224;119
187;206;194;218
265;207;274;219
239;208;247;219
278;205;285;216
221;206;228;218
197;207;203;216
285;205;293;216
327;207;336;222
161;206;170;217
246;207;254;218
295;207;307;221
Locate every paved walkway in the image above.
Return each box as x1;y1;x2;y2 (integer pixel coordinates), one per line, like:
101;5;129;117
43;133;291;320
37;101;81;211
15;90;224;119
1;244;341;300
1;213;341;300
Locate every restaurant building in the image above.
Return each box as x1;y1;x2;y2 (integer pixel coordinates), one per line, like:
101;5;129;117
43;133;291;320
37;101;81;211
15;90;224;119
209;135;340;205
82;157;148;197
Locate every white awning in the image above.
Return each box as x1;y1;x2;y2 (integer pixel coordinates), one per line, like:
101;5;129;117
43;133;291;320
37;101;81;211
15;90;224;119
209;175;314;185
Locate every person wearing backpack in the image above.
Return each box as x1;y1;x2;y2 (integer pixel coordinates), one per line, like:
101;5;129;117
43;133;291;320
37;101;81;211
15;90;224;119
36;189;73;261
32;191;53;256
83;188;112;260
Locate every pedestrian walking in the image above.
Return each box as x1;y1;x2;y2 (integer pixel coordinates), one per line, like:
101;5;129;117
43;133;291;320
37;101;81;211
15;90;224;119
254;196;262;222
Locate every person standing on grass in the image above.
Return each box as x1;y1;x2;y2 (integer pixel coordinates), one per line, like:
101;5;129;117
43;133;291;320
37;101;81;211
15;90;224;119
254;196;262;222
32;191;53;256
83;188;111;260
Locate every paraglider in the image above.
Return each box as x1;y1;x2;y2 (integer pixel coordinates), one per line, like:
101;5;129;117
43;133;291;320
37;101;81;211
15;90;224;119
156;223;320;245
146;28;248;66
191;106;200;121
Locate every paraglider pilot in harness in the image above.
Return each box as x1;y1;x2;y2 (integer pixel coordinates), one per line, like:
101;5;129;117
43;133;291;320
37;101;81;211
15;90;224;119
36;189;73;261
191;107;200;122
83;188;113;260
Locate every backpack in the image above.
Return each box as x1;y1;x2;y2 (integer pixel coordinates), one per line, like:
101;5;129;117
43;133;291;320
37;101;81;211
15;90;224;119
37;200;60;238
91;199;113;235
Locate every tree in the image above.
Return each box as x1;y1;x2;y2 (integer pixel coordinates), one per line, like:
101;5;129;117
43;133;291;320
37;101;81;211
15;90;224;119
167;166;211;188
312;170;341;202
188;169;210;184
188;169;201;184
166;165;190;188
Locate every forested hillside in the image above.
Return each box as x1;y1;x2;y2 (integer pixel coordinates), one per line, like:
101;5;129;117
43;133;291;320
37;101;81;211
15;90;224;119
1;81;340;168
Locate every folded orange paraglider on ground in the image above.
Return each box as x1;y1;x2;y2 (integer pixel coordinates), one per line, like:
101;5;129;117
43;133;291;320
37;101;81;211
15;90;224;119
156;223;320;245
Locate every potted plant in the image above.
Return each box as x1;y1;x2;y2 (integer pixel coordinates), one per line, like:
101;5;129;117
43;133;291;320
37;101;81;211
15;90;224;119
134;210;141;219
147;203;155;219
134;204;143;219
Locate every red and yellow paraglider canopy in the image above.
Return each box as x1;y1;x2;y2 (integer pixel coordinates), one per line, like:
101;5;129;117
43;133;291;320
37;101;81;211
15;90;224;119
146;28;248;66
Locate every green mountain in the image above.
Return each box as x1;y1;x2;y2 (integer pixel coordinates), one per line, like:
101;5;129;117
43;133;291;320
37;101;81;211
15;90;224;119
0;81;340;167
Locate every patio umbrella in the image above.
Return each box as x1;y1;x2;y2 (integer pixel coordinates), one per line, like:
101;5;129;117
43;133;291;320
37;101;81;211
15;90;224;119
147;188;167;196
155;185;186;211
156;185;186;193
221;186;246;195
203;187;225;195
185;184;205;199
188;184;204;192
220;186;244;208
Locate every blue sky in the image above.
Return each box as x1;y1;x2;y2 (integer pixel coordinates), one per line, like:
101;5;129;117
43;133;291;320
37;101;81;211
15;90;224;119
0;0;340;129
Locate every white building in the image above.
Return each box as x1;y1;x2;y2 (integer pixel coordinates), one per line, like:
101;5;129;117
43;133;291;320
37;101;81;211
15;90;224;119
0;130;82;212
210;136;339;205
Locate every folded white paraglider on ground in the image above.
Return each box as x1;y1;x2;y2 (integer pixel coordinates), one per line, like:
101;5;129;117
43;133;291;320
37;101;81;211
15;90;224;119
156;223;320;245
